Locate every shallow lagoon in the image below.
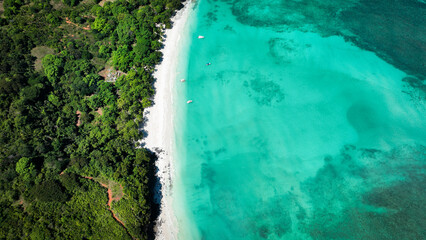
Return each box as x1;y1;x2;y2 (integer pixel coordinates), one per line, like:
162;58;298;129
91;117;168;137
174;0;426;239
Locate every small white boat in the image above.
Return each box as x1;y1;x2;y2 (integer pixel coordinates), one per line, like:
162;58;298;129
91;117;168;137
187;100;193;104
198;35;205;39
180;79;186;82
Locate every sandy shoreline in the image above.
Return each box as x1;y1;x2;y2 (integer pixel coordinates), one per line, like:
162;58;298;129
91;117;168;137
142;2;193;240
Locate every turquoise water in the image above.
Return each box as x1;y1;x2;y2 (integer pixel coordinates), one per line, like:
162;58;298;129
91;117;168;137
174;0;426;239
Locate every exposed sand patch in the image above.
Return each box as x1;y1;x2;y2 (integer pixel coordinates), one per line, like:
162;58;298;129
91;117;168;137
95;108;103;116
0;1;4;14
76;110;82;126
99;0;116;7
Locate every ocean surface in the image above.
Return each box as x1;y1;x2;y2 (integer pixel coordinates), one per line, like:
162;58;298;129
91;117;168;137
173;0;426;239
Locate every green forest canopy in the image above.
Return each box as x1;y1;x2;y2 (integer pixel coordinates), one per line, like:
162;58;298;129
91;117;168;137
0;0;183;239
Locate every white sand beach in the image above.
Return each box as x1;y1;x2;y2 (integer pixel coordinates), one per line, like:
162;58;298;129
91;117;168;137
142;2;193;240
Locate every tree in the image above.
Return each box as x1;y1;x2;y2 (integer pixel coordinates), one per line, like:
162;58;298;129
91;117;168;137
42;54;63;85
116;14;137;45
112;45;134;72
63;0;81;7
16;157;36;183
31;180;69;202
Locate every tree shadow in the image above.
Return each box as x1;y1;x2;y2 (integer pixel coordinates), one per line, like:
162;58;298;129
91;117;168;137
147;148;164;240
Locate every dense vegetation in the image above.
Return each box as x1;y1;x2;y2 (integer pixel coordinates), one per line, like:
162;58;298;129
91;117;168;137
0;0;183;239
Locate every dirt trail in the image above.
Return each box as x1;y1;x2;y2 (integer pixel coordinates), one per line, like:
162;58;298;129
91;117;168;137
65;17;90;30
82;176;128;234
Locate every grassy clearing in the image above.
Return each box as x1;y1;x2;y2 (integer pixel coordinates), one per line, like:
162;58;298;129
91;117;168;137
93;177;124;202
31;46;55;71
111;182;124;200
92;57;107;71
49;0;66;10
